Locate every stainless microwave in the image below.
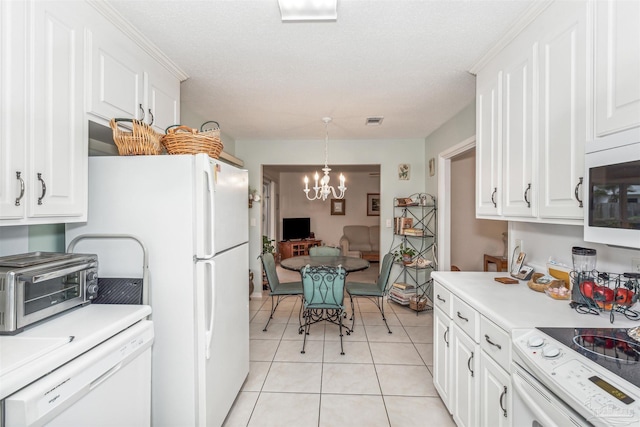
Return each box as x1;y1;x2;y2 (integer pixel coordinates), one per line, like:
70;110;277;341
584;142;640;249
0;252;99;334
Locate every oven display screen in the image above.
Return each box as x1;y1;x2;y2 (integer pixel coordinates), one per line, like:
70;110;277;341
589;376;635;404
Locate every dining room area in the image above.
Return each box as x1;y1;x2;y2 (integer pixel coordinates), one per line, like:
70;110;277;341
223;259;454;427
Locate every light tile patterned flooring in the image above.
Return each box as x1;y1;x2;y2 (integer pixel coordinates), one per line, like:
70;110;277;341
223;266;455;427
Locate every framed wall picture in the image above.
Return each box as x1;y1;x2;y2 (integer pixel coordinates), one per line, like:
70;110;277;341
331;199;345;215
367;193;380;216
398;163;410;180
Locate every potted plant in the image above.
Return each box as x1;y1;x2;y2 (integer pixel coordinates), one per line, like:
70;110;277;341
393;244;417;265
262;235;275;255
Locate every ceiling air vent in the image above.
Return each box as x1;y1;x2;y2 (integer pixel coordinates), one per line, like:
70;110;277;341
365;116;384;126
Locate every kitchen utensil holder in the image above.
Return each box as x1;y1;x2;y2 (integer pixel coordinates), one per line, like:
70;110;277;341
571;270;640;323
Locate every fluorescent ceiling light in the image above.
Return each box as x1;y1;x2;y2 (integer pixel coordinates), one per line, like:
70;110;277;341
278;0;337;21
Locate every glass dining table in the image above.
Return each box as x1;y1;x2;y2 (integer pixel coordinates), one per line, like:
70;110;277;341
280;255;370;273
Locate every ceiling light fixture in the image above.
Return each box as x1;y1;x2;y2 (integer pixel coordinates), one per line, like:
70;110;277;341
303;117;346;201
278;0;337;22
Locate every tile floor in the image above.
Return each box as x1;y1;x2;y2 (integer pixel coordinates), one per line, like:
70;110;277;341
223;265;455;427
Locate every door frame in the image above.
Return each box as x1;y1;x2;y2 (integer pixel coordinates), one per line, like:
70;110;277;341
437;136;476;271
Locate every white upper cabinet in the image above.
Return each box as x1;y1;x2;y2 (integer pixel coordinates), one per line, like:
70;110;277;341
501;37;536;218
594;0;640;138
476;72;502;217
1;0;87;225
537;0;589;220
85;5;181;134
0;1;28;220
474;0;589;224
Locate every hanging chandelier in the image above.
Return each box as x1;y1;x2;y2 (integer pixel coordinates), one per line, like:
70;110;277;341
303;117;346;201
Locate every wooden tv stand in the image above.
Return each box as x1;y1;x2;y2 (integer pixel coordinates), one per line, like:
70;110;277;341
278;239;322;260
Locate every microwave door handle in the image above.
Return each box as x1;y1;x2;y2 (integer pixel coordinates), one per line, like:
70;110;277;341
26;262;96;283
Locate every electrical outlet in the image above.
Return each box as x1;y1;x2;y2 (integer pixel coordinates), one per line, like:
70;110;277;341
515;239;524;254
633;257;640;273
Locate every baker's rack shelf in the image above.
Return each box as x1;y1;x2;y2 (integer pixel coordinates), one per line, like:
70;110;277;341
388;193;437;314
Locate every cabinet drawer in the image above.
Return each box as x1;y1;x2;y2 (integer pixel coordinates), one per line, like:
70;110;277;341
433;281;452;317
451;296;479;342
480;317;511;371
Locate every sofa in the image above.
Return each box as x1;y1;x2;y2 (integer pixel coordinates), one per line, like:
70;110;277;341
339;225;380;261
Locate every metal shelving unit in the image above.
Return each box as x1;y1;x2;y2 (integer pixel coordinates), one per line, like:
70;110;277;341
388;193;437;314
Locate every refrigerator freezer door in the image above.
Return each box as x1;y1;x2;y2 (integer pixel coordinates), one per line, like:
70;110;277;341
212;159;248;254
197;243;249;427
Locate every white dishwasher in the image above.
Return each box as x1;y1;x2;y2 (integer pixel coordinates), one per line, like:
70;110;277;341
4;319;153;427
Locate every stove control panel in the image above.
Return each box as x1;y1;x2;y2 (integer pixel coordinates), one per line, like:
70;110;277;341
513;329;640;426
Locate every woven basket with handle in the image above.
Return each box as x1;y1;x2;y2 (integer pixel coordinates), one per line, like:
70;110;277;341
161;124;223;159
109;118;163;156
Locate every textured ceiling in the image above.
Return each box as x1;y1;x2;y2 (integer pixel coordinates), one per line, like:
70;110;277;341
110;0;534;141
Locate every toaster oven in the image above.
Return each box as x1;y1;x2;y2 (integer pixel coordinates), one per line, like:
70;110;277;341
0;252;98;334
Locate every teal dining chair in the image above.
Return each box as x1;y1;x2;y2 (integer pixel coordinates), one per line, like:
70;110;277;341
300;264;347;355
308;246;341;256
345;252;394;334
259;252;303;332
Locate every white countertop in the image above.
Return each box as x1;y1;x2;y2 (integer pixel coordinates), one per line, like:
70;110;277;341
431;272;640;332
0;304;151;400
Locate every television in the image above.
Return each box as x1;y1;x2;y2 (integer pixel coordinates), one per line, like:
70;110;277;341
282;217;311;241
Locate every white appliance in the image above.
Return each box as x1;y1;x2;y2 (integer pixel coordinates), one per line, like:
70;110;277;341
512;328;640;427
66;154;249;427
1;304;153;427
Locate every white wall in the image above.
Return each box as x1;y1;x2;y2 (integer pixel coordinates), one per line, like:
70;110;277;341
179;101;236;155
236;138;426;296
278;171;380;247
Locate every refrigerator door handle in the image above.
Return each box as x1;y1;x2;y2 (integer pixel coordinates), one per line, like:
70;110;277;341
198;158;216;259
203;259;216;360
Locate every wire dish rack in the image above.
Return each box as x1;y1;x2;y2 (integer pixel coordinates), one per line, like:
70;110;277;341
570;270;640;323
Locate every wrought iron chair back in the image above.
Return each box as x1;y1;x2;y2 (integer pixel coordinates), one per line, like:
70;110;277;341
259;252;303;332
300;264;348;354
345;252;395;334
308;246;342;257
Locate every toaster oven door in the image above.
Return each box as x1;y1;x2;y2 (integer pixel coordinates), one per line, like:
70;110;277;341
15;264;90;331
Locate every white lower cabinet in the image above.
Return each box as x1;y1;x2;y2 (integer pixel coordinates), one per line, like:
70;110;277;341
433;280;512;427
451;323;480;427
433;307;452;412
480;351;511;427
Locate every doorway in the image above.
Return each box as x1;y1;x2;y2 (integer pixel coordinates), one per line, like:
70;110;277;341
437;138;507;271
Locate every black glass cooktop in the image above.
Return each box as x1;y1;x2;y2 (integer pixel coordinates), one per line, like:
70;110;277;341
538;327;640;389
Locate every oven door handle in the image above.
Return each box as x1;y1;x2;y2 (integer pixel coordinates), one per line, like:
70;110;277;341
23;262;96;283
512;368;557;426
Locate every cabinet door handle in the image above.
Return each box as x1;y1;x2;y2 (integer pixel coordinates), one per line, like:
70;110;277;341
457;311;469;322
468;351;474;377
15;171;25;206
148;109;154;125
499;386;508;417
444;326;449;347
485;334;502;350
37;173;46;205
491;187;497;208
574;177;583;208
524;183;531;208
437;294;446;303
139;104;145;121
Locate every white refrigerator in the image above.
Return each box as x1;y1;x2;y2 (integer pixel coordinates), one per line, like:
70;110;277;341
66;153;249;427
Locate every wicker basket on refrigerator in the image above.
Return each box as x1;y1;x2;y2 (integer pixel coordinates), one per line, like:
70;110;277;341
109;118;163;156
161;122;223;159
